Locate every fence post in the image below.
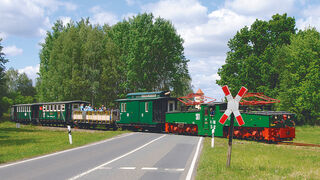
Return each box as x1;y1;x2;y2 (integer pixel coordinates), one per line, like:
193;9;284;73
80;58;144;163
67;125;72;144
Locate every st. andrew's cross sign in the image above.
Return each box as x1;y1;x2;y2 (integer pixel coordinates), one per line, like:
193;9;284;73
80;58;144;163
219;85;248;126
219;85;248;167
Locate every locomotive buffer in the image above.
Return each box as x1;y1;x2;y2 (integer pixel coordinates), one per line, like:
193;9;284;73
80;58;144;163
219;85;248;168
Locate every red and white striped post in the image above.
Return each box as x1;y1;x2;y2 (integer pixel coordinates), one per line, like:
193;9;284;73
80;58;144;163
219;85;248;167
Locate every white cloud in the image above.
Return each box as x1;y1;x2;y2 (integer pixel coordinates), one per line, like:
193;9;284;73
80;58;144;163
3;45;23;56
296;17;320;31
225;0;295;17
91;12;118;26
121;13;137;21
63;2;77;11
0;32;6;40
89;6;118;26
297;5;320;31
142;0;208;27
59;16;72;26
188;56;225;99
18;64;40;84
126;0;136;6
0;0;76;37
183;9;255;57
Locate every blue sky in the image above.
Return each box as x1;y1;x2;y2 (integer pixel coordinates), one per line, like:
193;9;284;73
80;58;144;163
1;0;320;100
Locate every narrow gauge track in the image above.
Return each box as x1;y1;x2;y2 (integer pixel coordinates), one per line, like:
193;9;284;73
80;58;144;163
277;142;320;148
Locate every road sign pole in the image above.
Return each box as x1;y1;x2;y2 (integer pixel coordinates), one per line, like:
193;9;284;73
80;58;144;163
226;113;235;168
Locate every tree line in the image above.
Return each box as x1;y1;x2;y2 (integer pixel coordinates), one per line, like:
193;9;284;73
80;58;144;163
217;13;320;125
0;13;192;117
37;13;191;107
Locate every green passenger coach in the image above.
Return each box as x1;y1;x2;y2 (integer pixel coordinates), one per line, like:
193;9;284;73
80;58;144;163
12;101;89;125
116;91;177;131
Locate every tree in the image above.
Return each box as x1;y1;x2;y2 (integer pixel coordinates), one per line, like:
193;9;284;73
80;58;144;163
6;68;36;97
0;38;8;117
217;14;296;97
2;68;36;113
109;13;191;96
278;28;320;125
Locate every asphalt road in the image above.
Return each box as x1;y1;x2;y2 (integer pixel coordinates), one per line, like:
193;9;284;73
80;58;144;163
0;132;203;180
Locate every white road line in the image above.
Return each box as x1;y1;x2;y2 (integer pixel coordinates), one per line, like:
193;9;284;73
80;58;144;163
186;137;203;180
119;167;136;170
141;167;158;170
164;168;185;172
0;133;134;169
68;134;166;180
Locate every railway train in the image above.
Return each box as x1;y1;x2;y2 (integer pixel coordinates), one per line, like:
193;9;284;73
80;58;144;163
10;100;119;129
11;91;296;142
116;91;296;142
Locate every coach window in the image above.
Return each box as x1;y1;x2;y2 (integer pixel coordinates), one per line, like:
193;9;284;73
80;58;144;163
57;105;61;111
61;104;65;111
54;105;57;111
122;103;126;112
145;102;148;112
45;105;47;112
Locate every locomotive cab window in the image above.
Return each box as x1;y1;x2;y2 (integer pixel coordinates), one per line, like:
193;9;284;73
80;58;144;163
57;105;60;111
61;104;65;111
53;105;56;111
168;101;175;112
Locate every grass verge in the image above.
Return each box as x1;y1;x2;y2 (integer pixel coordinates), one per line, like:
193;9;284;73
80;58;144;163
294;125;320;144
197;126;320;180
0;121;129;164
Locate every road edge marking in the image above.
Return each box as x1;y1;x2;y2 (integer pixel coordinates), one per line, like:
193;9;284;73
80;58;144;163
68;134;166;180
119;167;136;170
186;137;203;180
0;132;135;169
141;167;158;170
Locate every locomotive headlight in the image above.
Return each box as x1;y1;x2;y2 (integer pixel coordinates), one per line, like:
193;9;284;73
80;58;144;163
288;115;290;119
275;116;278;119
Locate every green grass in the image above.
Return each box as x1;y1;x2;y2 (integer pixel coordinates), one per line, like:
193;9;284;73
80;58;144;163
294;125;320;144
197;126;320;180
0;121;129;164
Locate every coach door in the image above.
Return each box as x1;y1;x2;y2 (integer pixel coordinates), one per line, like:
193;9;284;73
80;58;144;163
32;105;39;122
128;101;140;124
203;107;209;130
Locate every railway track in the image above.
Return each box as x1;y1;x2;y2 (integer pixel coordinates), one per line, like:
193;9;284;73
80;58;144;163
278;142;320;148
